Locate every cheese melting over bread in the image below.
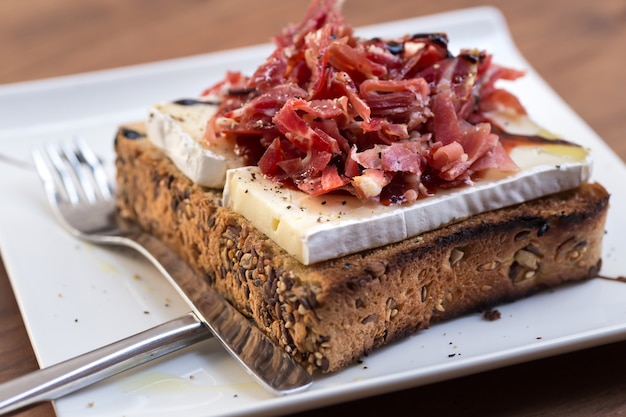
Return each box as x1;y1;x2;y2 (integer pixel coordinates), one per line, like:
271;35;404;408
147;101;592;265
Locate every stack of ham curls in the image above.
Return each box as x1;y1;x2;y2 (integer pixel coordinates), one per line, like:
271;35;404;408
202;0;524;205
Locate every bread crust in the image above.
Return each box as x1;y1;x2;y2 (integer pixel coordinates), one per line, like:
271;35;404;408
115;123;609;373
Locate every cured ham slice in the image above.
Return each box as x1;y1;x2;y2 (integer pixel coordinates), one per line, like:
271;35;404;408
202;0;525;204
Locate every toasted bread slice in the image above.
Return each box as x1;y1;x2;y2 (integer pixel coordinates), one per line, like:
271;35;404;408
115;123;609;373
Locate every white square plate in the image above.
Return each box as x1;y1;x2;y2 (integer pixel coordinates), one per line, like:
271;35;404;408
1;6;625;417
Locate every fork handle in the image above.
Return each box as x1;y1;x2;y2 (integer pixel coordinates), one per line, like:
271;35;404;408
0;313;207;415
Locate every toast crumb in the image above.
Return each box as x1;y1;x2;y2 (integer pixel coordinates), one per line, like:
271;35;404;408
482;309;501;321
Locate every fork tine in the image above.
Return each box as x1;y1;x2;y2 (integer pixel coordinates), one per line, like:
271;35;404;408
37;143;81;206
32;148;66;206
34;139;113;208
60;141;98;204
74;137;114;200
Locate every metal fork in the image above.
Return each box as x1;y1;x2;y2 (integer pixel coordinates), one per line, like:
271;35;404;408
0;138;311;414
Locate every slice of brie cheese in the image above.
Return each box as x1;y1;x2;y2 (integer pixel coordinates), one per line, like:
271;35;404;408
148;100;592;265
147;101;244;188
224;142;591;265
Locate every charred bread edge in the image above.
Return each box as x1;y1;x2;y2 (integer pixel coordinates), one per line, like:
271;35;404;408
114;123;609;373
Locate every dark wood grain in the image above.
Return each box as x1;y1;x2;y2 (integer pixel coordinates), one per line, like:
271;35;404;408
1;0;625;416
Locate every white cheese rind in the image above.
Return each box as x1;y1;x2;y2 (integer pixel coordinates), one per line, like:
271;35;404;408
224;145;592;265
147;102;244;188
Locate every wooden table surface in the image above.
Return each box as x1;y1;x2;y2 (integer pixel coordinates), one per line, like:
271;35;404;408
1;0;625;416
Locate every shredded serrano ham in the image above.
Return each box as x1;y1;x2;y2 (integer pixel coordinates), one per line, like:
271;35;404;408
202;0;525;204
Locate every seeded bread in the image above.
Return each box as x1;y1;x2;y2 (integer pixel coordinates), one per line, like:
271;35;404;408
114;123;609;373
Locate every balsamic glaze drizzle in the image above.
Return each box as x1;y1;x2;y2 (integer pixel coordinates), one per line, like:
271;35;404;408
173;98;221;106
121;128;145;140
